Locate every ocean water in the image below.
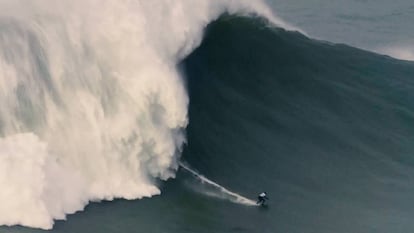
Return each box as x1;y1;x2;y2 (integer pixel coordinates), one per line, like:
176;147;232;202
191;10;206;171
1;1;414;233
266;0;414;60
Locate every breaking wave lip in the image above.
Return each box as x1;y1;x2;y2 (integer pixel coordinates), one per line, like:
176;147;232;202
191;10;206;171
0;0;290;230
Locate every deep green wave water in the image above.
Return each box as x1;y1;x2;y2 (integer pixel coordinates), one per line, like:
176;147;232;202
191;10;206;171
4;15;414;233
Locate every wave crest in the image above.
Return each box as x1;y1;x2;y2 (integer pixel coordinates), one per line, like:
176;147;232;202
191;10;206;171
0;0;281;229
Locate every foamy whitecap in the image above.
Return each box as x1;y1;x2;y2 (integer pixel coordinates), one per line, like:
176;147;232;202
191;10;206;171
0;0;289;229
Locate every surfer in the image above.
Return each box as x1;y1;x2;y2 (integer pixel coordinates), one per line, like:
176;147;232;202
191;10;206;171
257;192;268;205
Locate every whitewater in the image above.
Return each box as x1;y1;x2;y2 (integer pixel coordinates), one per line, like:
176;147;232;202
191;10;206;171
0;0;290;229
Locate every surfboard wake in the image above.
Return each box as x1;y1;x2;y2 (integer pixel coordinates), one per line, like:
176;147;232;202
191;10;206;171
178;162;258;206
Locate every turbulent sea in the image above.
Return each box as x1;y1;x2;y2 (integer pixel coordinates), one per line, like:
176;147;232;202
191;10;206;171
1;1;414;233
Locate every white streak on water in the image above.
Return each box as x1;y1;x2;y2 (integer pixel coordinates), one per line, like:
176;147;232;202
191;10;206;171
179;162;258;206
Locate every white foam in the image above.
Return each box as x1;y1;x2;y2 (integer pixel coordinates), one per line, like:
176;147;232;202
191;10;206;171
0;0;278;229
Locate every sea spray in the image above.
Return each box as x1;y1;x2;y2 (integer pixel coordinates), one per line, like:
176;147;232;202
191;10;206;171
0;0;286;229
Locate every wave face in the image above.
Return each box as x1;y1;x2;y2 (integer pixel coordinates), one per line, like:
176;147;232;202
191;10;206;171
0;0;281;229
182;16;414;232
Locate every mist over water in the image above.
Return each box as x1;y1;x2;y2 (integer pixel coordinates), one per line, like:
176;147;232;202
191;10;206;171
0;0;282;229
1;0;413;232
266;0;414;60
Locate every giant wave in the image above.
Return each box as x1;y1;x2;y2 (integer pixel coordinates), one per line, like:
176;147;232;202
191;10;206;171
180;15;414;232
0;0;288;229
2;0;414;232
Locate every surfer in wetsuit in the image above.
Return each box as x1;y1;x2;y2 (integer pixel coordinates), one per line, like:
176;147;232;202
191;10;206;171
257;192;268;205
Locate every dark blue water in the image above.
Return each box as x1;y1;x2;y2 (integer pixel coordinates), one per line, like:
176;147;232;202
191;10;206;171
3;14;414;233
181;15;414;233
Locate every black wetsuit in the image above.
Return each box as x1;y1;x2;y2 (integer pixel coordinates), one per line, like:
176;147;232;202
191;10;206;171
257;194;268;205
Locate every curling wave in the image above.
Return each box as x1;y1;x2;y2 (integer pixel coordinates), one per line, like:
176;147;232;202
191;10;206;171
0;0;286;229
